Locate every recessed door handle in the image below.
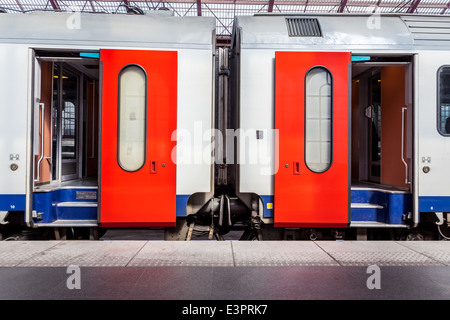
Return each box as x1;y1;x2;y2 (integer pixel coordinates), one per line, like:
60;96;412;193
293;161;300;175
150;160;158;174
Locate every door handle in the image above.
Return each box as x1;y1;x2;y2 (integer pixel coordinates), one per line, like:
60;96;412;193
150;160;158;174
293;161;300;175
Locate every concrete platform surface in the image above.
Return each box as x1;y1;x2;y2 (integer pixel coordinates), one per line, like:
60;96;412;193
0;240;449;300
1;240;449;267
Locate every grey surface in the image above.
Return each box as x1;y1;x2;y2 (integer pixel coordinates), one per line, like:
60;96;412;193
315;241;441;266
232;241;339;266
0;240;449;300
1;240;450;267
0;266;449;300
128;241;234;267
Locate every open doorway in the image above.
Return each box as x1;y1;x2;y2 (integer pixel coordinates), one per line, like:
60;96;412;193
351;57;413;191
33;51;99;189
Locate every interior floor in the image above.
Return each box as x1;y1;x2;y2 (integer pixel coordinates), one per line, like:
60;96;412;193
34;176;98;192
351;180;410;193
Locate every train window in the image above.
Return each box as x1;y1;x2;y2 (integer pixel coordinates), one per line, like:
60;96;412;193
118;65;147;171
305;67;332;173
438;66;450;136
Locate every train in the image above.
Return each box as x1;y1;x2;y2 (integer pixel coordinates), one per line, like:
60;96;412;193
0;10;449;240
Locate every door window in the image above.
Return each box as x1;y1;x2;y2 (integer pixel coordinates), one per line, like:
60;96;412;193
117;65;147;172
305;67;332;173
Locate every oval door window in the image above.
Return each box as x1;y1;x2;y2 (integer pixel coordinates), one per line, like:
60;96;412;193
305;67;332;173
118;65;147;172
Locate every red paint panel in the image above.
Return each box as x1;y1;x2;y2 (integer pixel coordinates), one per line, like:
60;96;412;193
100;49;177;227
274;51;350;227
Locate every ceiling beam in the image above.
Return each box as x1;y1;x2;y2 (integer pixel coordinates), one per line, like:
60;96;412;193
373;0;382;12
268;0;274;12
49;0;61;10
197;0;201;15
42;0;450;8
88;0;96;11
441;2;450;14
337;0;347;12
407;0;420;13
14;0;24;11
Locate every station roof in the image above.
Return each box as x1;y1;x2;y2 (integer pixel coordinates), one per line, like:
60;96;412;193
1;0;449;41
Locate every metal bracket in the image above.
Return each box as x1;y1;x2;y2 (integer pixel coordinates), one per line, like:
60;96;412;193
186;222;195;241
435;212;444;226
0;211;9;225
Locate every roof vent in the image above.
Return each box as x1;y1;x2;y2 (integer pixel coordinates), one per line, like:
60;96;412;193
286;18;322;37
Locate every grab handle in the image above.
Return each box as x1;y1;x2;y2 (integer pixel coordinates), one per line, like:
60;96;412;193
150;160;158;174
34;103;45;182
293;161;300;175
401;107;410;185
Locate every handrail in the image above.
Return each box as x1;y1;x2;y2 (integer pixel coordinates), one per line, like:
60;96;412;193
34;103;45;182
401;106;411;185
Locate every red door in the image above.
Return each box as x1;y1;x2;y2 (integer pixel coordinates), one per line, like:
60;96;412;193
99;49;177;227
274;51;350;227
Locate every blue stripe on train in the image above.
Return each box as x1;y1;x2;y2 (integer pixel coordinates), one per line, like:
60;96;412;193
0;194;26;211
419;196;450;212
28;192;448;224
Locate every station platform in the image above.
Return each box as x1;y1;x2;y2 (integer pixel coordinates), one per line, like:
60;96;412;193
0;240;449;300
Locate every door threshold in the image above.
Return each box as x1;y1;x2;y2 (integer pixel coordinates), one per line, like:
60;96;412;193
34;177;98;192
351;181;410;194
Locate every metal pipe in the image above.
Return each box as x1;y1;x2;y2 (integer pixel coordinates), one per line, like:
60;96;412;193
401;106;410;185
34;103;45;182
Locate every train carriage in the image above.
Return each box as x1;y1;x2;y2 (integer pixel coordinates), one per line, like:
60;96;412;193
230;13;450;239
0;11;216;238
0;11;449;240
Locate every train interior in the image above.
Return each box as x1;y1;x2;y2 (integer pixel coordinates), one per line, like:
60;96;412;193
32;51;100;230
350;56;413;229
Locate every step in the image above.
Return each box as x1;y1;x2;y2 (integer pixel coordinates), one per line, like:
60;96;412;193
351;203;384;209
350;202;385;223
35;219;98;227
349;221;408;228
56;202;97;208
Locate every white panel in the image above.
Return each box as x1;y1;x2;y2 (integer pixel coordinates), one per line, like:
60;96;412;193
238;49;275;195
0;44;30;195
0;13;215;50
176;49;213;195
417;51;450;197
